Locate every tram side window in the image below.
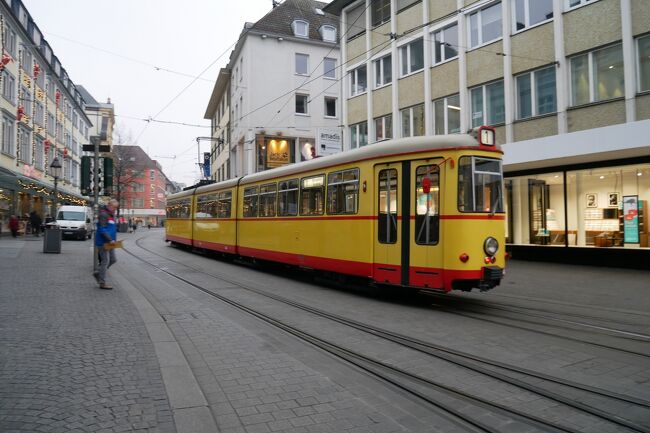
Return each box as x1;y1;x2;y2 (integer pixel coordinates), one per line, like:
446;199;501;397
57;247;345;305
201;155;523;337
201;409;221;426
415;165;440;245
458;156;504;213
378;169;398;244
196;194;218;218
327;168;359;214
243;187;258;217
217;191;232;218
259;183;277;217
166;199;191;219
278;179;299;216
300;175;325;215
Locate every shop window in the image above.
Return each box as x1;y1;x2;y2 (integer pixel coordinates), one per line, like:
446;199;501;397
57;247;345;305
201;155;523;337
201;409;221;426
346;3;367;39
400;104;424;137
513;0;553;32
565;165;650;248
399;38;424;76
470;80;505;127
374;114;392;142
243;186;258;217
637;35;650;92
350;122;368;148
468;2;502;48
570;43;624;106
432;23;458;64
278;179;298;216
300;175;325;215
433;94;461;135
415;165;440;245
516;66;557;119
327;168;359;214
378;169;398;244
350;64;367;96
371;0;391;27
374;54;392;88
259;183;277;217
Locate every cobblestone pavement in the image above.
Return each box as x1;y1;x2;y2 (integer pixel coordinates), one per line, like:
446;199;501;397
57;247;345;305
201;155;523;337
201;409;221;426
0;237;175;433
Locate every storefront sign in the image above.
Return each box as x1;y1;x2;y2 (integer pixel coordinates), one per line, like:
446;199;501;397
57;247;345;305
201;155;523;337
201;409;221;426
266;139;290;168
317;128;341;156
623;195;639;244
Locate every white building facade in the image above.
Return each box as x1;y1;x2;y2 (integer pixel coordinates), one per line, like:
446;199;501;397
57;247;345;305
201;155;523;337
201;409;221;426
206;0;342;180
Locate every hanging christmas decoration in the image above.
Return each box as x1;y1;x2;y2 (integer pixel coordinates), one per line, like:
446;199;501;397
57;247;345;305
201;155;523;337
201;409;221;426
55;90;61;106
33;63;40;78
17;106;25;122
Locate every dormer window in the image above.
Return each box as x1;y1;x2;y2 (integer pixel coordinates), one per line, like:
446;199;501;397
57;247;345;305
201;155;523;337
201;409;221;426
292;20;309;38
320;25;337;43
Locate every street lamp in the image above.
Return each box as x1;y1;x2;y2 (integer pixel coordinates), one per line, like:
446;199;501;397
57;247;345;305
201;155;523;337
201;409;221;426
50;156;62;220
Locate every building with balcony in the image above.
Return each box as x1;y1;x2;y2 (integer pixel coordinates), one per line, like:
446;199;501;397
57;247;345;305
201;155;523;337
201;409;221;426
324;0;650;266
0;0;92;230
204;0;342;181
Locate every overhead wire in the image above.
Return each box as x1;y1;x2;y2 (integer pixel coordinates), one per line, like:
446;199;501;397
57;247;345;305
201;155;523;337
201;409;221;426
43;31;215;83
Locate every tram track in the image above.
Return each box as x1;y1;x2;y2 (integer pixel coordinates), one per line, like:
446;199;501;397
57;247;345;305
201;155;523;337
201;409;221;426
123;235;650;432
423;293;650;340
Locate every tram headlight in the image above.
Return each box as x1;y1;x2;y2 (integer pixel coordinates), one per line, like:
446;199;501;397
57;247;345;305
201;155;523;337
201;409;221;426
484;237;499;256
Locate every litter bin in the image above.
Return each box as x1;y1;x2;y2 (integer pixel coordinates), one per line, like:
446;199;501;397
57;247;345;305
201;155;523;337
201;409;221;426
118;222;129;233
43;224;62;253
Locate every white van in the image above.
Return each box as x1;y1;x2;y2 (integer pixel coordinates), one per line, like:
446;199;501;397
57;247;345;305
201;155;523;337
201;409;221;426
56;205;94;240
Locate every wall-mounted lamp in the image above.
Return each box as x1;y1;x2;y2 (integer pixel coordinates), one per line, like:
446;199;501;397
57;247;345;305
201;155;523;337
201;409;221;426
277;37;283;41
261;34;267;39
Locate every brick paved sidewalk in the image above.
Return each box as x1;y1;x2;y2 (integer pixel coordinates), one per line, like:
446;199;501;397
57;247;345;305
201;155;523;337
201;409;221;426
0;238;175;433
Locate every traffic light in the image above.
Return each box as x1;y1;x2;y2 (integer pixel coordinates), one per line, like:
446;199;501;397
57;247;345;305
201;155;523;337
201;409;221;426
81;156;91;195
103;157;113;195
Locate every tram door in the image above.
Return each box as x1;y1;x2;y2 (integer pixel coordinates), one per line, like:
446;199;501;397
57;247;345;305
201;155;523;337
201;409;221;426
409;160;443;289
373;164;402;284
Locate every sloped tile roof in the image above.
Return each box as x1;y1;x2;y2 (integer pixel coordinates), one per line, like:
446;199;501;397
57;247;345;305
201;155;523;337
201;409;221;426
248;0;338;41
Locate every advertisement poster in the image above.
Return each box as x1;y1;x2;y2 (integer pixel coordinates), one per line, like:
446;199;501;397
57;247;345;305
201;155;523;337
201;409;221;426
622;195;639;244
266;139;290;168
317;128;342;156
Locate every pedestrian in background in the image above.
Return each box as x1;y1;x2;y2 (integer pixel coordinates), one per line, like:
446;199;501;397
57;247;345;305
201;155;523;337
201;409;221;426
94;199;119;290
9;215;19;238
29;211;41;236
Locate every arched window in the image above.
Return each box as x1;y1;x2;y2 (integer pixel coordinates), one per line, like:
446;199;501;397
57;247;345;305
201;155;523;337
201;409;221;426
292;20;309;38
320;25;337;42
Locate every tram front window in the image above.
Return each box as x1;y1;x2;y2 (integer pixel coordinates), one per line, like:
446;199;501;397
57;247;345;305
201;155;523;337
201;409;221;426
458;156;504;213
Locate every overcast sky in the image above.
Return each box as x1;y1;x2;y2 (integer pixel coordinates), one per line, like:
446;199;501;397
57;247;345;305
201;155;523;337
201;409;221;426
22;0;287;186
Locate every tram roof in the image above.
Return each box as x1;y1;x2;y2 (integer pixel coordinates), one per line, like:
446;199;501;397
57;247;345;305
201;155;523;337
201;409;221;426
168;134;497;200
241;133;492;185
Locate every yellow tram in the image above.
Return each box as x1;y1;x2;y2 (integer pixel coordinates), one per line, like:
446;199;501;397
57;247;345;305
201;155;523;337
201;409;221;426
165;127;505;292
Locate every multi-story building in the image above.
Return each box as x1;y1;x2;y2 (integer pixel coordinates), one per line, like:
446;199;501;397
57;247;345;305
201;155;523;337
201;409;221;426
77;86;114;149
204;68;231;182
0;0;92;229
204;0;342;180
325;0;650;265
113;145;169;227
